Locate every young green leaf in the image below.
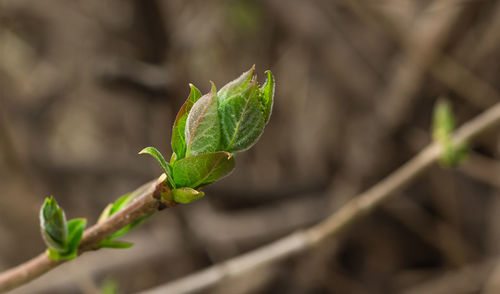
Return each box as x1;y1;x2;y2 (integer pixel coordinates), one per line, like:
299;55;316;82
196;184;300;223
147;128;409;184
172;187;205;204
173;151;235;188
219;80;266;152
40;196;68;252
139;147;175;188
64;218;86;258
259;70;275;123
185;83;221;157
172;84;202;160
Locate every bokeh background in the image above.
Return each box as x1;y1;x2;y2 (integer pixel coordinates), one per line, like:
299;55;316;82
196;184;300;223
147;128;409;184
1;0;500;293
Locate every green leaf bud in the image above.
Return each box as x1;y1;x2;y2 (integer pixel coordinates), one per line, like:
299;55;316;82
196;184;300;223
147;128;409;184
40;196;68;252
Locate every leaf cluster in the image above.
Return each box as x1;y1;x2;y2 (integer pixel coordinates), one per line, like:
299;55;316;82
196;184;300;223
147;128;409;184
141;66;275;204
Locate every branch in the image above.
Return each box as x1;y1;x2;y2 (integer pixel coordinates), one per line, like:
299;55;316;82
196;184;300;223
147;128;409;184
138;102;500;294
0;175;167;293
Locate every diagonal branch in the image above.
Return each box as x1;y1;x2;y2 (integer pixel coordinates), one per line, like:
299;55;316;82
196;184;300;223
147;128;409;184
138;102;500;294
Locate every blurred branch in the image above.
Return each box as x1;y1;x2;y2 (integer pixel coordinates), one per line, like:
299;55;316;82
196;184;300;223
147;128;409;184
0;175;166;293
139;102;500;294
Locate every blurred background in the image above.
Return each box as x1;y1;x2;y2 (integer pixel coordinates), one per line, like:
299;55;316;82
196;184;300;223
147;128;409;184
1;0;500;293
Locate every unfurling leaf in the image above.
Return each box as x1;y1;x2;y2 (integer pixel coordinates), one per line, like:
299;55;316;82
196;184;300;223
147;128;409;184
172;84;202;160
139;147;175;188
185;83;221;157
173;151;235;188
172;187;205;204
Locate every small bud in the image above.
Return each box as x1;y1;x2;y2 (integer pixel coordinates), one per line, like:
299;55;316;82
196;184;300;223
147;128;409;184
172;187;205;204
40;196;68;252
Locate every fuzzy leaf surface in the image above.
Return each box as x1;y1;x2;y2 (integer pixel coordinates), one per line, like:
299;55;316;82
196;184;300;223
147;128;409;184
173;151;235;188
218;65;255;103
185;84;221;157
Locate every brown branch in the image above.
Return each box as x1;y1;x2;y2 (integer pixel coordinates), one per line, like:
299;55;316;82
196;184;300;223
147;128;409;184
0;175;167;293
139;102;500;294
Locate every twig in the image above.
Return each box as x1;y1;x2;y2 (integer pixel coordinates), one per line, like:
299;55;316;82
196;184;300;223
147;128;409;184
138;102;500;294
0;175;167;293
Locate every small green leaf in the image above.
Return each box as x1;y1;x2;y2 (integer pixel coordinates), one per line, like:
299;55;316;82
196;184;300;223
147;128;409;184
259;70;275;123
172;187;205;204
219;80;265;152
172;84;202;160
173;151;235;188
65;218;86;255
99;240;134;249
139;147;176;188
185;83;221;157
40;196;68;252
46;218;86;261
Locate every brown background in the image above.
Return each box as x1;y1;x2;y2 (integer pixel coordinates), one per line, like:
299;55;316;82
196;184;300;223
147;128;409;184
1;0;500;293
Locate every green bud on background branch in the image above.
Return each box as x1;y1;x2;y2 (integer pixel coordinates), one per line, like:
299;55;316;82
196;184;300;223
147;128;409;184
432;99;468;167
